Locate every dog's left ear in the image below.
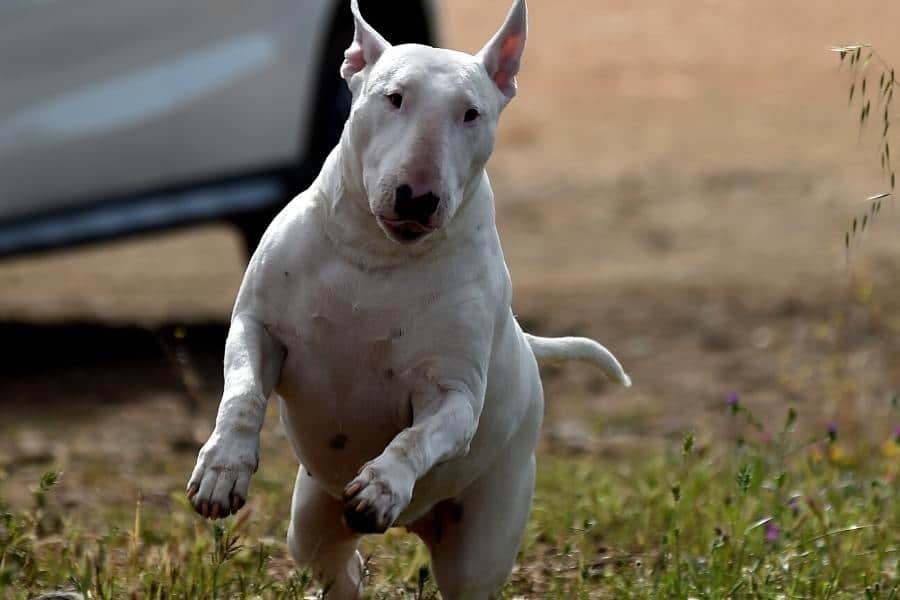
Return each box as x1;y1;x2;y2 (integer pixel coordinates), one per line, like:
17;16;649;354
477;0;527;102
341;0;391;82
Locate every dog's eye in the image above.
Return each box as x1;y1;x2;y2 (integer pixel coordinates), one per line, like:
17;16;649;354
387;93;403;109
464;108;480;123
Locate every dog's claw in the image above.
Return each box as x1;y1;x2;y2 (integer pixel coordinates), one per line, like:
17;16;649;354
190;492;245;520
187;431;258;520
341;459;415;534
344;481;363;499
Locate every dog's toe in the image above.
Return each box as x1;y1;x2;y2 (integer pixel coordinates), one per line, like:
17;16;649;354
343;498;390;534
187;434;257;520
341;464;413;533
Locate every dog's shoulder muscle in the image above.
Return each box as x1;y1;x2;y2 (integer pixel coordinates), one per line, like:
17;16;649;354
231;190;328;320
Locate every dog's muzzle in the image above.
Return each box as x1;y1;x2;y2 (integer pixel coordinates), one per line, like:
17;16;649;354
378;216;436;243
380;184;440;243
394;185;439;223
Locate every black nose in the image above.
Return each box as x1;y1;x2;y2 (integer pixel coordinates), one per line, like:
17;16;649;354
394;185;439;223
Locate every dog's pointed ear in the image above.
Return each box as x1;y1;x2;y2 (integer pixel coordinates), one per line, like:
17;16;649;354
477;0;527;101
341;0;391;82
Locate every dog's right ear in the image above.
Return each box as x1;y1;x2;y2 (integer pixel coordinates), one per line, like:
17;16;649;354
341;0;391;83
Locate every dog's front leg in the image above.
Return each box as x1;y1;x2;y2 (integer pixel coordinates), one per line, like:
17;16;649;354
342;388;478;533
187;313;284;519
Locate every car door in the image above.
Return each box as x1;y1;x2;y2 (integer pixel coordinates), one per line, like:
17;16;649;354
0;0;331;221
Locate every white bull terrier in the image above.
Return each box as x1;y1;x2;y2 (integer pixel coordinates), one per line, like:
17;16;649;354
187;0;630;596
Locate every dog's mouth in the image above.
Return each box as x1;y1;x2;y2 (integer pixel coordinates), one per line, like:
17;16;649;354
377;217;436;244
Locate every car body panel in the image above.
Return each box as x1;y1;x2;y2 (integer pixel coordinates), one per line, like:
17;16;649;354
0;0;333;220
0;0;439;257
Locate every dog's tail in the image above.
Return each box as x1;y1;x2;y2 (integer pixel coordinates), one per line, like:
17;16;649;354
524;333;632;387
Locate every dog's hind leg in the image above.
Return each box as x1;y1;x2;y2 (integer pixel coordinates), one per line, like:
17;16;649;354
287;466;364;599
412;433;537;599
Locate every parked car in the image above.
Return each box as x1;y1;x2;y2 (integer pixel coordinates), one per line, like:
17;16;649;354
0;0;437;257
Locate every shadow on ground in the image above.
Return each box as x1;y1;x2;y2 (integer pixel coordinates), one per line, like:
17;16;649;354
0;321;226;423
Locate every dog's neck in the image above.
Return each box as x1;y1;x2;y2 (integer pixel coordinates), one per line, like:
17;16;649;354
313;130;494;271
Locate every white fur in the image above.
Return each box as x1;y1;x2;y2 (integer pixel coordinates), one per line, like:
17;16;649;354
187;1;629;597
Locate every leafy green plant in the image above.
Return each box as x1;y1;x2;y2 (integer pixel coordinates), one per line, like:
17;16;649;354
508;393;899;598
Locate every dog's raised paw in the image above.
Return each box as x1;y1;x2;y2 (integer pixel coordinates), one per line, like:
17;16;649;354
186;431;259;520
342;460;414;534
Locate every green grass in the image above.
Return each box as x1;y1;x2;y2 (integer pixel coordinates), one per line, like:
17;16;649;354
2;401;898;599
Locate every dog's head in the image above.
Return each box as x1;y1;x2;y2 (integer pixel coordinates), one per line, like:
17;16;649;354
340;0;527;244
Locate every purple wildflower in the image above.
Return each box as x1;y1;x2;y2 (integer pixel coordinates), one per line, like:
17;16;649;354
894;425;900;444
788;495;800;516
727;392;740;413
826;422;838;443
764;520;780;543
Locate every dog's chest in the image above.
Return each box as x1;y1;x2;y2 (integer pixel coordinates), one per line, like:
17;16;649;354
268;261;477;490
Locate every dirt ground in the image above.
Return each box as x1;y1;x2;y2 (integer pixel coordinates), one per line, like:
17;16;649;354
2;0;900;516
